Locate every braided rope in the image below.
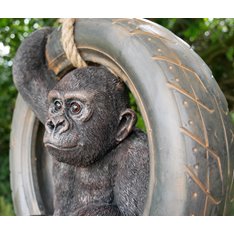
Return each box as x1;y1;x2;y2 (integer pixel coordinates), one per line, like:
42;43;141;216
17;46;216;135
60;18;87;68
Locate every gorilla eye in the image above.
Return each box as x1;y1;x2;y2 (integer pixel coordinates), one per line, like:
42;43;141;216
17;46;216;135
54;100;62;111
70;102;81;114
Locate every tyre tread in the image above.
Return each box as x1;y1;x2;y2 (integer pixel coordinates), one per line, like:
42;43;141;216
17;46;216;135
112;18;234;215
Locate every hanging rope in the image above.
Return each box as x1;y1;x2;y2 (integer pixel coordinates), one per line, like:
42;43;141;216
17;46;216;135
60;18;87;68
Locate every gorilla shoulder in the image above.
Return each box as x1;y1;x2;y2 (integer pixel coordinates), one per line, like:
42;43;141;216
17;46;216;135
113;128;149;216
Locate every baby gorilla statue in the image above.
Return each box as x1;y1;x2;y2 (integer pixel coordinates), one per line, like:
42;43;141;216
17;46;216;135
44;68;149;216
13;28;149;216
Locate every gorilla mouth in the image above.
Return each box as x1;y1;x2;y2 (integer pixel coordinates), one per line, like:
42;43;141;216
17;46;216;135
44;142;78;151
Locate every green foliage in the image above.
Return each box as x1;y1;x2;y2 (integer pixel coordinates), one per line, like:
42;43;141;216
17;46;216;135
129;93;146;132
231;112;234;123
0;18;234;215
0;196;14;216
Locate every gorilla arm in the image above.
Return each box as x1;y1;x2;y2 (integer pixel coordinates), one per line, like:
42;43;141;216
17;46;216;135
13;28;57;124
77;130;150;216
114;129;150;216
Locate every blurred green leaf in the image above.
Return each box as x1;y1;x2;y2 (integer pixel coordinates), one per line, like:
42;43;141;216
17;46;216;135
129;93;146;132
0;196;14;216
226;47;234;61
231;112;234;123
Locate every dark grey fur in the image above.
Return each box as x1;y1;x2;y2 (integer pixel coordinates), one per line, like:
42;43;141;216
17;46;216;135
13;28;149;216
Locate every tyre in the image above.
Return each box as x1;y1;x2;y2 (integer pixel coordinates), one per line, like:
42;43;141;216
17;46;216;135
10;18;234;215
10;95;54;215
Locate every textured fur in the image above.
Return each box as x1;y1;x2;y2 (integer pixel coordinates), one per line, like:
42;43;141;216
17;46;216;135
13;28;149;216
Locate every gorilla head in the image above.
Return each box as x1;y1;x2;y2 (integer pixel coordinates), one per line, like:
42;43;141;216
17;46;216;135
43;66;137;167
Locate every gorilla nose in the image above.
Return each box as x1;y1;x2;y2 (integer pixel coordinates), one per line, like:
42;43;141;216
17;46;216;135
46;117;69;134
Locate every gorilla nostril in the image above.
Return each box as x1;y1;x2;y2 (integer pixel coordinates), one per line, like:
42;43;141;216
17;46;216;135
57;119;65;126
57;119;69;134
47;120;55;131
46;118;68;134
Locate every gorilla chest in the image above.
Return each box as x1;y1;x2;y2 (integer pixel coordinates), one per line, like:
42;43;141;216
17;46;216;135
53;157;117;214
76;164;114;204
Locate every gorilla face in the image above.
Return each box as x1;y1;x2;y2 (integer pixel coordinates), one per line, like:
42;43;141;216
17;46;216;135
43;67;136;167
44;89;94;166
43;86;118;167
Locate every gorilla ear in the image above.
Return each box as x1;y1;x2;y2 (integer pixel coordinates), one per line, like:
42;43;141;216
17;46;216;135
116;108;137;142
